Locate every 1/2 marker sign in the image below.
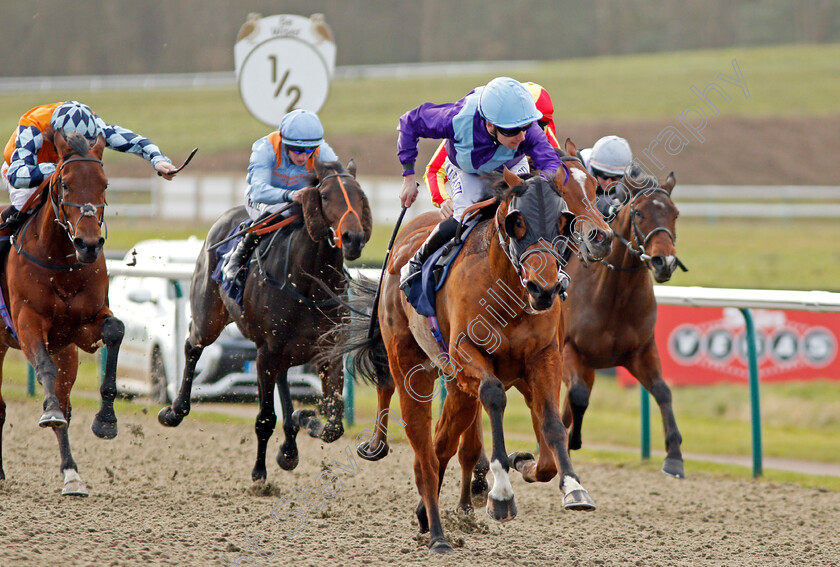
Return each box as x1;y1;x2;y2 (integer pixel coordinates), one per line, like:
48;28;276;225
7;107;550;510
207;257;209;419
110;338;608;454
234;14;336;127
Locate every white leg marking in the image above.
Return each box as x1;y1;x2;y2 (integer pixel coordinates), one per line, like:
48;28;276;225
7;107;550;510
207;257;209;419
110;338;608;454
488;459;514;501
562;475;584;495
63;469;82;484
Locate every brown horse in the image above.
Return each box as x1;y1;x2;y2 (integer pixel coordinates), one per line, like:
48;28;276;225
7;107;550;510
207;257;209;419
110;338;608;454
158;159;372;481
0;132;124;496
562;168;687;477
336;145;613;553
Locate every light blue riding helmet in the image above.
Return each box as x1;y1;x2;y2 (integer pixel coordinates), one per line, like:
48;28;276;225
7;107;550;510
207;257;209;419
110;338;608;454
477;77;542;129
50;101;103;141
279;109;325;147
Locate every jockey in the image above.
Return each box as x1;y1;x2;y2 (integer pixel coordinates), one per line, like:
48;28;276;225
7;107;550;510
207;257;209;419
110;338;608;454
424;81;560;218
1;100;176;228
397;76;562;290
223;109;338;284
578;135;634;219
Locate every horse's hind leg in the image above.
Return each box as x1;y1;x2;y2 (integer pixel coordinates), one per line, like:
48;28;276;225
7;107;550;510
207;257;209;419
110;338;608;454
91;316;124;439
294;359;344;443
0;344;7;479
356;381;396;461
53;346;87;496
624;343;684;478
459;414;489;511
561;344;595;451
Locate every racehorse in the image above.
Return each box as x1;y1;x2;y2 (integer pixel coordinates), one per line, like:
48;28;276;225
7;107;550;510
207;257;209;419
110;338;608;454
562;168;687;477
334;141;613;553
158;158;372;481
0;132;124;496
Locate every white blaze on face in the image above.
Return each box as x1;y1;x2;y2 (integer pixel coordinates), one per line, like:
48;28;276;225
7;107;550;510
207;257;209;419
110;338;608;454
569;167;588;192
488;459;514;501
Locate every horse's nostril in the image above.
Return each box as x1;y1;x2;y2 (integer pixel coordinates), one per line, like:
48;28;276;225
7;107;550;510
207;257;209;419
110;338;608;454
651;256;665;268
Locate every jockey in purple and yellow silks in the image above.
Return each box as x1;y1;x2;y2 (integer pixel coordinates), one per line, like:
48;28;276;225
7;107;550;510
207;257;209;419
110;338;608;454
223;109;338;284
423;82;560;218
1;101;176;228
396;77;562;290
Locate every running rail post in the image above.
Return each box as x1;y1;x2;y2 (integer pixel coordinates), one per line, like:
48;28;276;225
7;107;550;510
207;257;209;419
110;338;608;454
27;364;35;397
343;353;355;427
740;308;763;478
640;386;651;460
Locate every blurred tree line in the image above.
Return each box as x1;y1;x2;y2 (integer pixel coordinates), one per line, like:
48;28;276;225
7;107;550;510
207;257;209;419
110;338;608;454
1;0;838;76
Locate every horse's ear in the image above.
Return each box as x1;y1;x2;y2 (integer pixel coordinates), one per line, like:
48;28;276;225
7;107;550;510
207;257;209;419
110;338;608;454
359;191;373;241
91;134;106;158
53;130;69;156
298;186;330;241
564;138;578;157
663;171;676;194
346;159;356;178
503;167;521;188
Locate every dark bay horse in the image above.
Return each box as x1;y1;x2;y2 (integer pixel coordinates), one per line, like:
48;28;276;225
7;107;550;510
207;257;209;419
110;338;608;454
0;132;124;496
335;147;613;553
562;169;687;477
158;159;372;481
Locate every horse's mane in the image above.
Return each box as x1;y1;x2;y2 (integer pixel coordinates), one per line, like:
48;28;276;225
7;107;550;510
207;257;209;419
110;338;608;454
63;132;93;159
625;163;659;191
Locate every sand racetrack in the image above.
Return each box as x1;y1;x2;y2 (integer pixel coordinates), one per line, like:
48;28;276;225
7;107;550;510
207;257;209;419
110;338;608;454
1;399;839;567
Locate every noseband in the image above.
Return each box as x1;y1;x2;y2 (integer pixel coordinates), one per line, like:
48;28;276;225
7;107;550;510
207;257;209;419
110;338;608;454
316;172;362;249
50;156;107;243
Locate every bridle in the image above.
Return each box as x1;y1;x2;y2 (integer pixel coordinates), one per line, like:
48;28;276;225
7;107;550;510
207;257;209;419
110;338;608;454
50;156;107;243
602;186;687;273
12;156;107;271
316;172;362;249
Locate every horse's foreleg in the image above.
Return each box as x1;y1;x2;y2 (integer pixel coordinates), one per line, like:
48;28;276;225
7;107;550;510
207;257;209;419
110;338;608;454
158;336;203;427
30;343;64;428
356;382;395;461
53;346;87;496
624;342;685;478
91;316;124;439
521;349;596;511
0;344;8;479
561;343;595;451
478;374;518;523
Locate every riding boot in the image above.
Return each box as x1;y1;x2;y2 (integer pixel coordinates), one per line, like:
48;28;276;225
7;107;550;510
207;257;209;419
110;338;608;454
0;205;25;233
399;217;461;291
223;230;262;285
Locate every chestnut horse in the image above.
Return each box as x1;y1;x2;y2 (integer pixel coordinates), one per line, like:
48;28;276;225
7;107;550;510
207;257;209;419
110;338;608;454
335;145;613;553
0;132;124;496
158;159;372;481
562;169;687;477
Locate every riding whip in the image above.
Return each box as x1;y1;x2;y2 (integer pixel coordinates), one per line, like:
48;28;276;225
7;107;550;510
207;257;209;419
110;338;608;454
367;206;408;339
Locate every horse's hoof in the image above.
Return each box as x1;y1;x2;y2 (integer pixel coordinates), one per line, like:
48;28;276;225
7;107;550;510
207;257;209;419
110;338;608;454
486;495;517;523
429;538;455;555
662;457;686;479
251;467;267;482
563;489;597;511
157;406;183;427
276;449;299;471
39;410;67;429
91;416;118;439
508;451;537;483
320;422;343;443
471;475;489;497
62;479;89;497
292;409;325;439
356;440;389;461
62;469;89;497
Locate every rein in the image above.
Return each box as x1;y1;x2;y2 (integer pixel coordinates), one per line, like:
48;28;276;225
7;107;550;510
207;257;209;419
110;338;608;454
317;172;362;249
12;156;106;272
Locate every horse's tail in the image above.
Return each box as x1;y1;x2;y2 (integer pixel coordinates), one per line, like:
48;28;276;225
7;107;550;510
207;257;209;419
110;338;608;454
318;274;392;390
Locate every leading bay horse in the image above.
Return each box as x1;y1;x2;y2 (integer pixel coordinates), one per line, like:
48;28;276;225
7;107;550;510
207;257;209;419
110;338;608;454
158;158;372;481
335;143;613;553
0;132;124;496
562;168;687;477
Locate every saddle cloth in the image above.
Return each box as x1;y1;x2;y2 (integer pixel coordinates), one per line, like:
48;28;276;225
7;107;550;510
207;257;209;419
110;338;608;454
210;222;249;307
404;219;479;318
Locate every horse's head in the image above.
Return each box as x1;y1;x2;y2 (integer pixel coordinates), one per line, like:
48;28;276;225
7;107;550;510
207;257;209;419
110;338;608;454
622;168;682;283
298;158;372;261
553;139;613;264
51;131;108;263
492;168;572;313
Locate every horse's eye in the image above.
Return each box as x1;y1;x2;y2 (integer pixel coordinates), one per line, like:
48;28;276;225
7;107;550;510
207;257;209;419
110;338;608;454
515;217;524;228
634;210;643;218
321;192;330;201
